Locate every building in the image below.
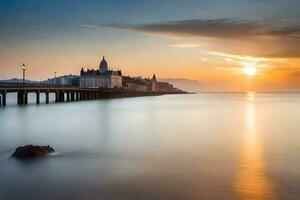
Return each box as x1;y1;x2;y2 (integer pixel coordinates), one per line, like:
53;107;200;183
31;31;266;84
122;76;149;92
151;74;157;91
122;74;176;92
80;57;122;88
122;75;158;92
79;56;182;92
43;74;79;86
156;81;177;92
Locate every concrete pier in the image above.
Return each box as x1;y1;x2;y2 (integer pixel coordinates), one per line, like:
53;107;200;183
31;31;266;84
0;82;187;107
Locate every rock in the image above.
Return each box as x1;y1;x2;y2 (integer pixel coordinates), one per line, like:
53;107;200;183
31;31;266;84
11;145;55;159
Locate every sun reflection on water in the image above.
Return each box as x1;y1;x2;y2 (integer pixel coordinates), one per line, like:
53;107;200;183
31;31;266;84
235;92;275;200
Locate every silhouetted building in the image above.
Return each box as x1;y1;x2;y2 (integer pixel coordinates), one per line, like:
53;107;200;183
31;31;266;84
156;81;176;92
122;74;177;92
151;74;157;92
122;76;149;92
80;57;122;88
79;56;181;92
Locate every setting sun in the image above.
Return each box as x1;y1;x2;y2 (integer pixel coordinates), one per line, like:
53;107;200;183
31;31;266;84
244;66;257;76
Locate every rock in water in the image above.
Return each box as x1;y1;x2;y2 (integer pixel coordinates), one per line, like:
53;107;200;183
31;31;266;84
11;145;55;159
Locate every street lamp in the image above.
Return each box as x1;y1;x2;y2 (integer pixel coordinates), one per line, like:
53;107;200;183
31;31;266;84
21;63;26;84
54;71;57;85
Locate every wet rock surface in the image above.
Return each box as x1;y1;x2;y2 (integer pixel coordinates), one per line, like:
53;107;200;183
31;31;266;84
11;145;55;159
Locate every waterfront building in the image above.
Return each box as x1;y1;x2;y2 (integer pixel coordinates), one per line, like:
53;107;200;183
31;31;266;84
80;57;122;88
79;56;180;92
151;74;157;92
122;74;159;92
122;74;177;92
156;81;177;92
122;76;149;92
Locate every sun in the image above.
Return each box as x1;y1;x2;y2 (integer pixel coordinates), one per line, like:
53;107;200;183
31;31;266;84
244;65;257;76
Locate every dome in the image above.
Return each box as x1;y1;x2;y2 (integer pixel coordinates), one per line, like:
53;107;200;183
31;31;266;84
99;56;108;72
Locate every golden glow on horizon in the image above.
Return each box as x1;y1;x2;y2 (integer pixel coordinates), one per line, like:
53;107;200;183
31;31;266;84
0;39;300;91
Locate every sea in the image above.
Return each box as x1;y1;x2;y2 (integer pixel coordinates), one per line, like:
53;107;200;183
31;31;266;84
0;92;300;200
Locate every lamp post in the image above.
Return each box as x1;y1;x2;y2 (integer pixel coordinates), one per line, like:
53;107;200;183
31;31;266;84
21;63;26;84
54;71;57;85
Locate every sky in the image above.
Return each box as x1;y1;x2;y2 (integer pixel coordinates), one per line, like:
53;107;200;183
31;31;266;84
0;0;299;91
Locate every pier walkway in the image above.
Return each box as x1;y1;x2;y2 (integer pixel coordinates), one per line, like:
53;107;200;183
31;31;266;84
0;82;185;106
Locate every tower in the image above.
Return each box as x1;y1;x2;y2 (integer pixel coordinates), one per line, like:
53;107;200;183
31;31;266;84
151;74;157;92
99;56;108;73
152;74;157;82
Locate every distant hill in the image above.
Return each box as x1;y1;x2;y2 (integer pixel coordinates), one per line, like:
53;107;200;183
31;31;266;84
0;78;39;84
0;75;79;86
159;78;206;92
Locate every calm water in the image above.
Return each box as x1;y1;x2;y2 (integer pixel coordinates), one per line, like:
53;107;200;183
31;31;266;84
0;93;300;200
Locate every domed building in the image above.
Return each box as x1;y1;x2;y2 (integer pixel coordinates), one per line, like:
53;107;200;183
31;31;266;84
99;56;108;73
80;56;122;88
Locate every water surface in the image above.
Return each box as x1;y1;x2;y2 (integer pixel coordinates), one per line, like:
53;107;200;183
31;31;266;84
0;93;300;200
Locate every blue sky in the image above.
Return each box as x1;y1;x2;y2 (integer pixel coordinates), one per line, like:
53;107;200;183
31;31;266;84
1;0;298;39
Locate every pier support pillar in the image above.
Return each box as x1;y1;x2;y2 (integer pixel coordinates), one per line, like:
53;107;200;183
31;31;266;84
45;92;49;104
2;92;6;106
71;92;75;101
17;91;27;105
17;92;22;105
36;92;40;104
24;92;28;104
0;95;2;107
55;92;59;102
58;91;64;102
76;92;80;101
67;92;70;101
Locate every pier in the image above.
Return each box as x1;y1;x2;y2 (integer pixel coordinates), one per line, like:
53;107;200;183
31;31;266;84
0;82;186;107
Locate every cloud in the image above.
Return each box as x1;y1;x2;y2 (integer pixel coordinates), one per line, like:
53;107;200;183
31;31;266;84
170;43;199;48
83;18;300;58
208;51;270;62
82;19;272;39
